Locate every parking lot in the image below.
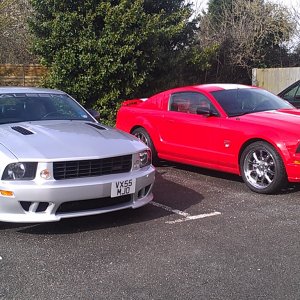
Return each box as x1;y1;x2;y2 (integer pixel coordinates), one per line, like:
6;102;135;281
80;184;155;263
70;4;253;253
1;162;300;300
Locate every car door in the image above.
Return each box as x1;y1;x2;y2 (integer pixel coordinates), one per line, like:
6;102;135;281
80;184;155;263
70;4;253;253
159;91;221;165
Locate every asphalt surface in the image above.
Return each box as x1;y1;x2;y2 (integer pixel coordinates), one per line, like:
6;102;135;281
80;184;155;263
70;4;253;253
1;162;300;300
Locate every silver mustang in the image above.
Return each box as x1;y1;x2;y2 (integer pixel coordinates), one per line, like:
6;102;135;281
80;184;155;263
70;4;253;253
0;87;155;223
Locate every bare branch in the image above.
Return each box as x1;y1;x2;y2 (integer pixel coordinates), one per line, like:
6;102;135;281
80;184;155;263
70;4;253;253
197;0;295;71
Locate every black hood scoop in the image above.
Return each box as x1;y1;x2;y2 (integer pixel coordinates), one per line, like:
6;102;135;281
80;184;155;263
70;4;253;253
11;126;34;135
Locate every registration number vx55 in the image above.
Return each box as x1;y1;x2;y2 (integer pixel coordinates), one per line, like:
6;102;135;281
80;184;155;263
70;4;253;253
111;179;136;198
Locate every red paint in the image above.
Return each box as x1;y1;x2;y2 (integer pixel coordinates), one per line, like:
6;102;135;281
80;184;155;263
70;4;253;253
116;84;300;182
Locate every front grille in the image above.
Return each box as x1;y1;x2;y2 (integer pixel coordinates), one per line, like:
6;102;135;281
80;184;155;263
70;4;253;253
56;195;131;214
53;155;132;180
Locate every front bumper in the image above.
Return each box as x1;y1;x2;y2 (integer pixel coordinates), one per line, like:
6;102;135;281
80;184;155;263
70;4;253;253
286;162;300;182
0;166;155;223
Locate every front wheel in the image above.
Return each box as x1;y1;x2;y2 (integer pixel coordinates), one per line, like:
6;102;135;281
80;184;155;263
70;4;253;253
240;141;287;194
131;127;158;164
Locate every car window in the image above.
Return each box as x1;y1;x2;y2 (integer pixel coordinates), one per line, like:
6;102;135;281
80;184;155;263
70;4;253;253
282;83;300;102
293;83;300;101
169;92;218;115
212;88;293;117
0;93;94;124
295;84;300;100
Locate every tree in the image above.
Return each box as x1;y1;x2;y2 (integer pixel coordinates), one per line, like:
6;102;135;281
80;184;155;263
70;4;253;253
206;0;233;24
0;0;12;30
196;0;295;83
29;0;202;124
0;0;35;64
287;0;300;66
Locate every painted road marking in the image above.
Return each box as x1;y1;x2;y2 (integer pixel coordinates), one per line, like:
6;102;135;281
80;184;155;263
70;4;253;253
151;201;221;224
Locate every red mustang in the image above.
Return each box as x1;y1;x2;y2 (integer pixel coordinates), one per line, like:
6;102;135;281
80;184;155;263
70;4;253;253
116;84;300;194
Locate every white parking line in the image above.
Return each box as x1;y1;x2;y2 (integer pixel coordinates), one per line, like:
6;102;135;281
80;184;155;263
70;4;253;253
151;201;221;224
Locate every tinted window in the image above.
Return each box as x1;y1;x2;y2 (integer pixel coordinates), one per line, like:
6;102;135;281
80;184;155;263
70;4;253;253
294;84;300;99
169;92;218;115
212;88;293;117
282;83;300;103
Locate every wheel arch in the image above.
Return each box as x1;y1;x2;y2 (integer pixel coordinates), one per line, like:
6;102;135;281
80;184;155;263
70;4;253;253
130;124;160;163
130;125;144;134
130;120;159;143
129;123;160;153
238;138;286;173
238;138;288;193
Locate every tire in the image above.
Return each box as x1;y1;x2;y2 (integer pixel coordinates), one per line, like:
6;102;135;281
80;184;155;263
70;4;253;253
240;141;287;194
131;127;158;164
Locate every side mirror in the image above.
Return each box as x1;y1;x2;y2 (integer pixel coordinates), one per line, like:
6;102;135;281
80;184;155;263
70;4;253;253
196;107;218;117
87;109;100;120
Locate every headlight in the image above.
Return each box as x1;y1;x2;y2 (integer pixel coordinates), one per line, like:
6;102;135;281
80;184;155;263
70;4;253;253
133;150;152;170
2;162;38;180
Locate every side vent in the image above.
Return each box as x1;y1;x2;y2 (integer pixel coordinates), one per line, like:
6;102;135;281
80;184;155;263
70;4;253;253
85;123;106;130
11;126;34;135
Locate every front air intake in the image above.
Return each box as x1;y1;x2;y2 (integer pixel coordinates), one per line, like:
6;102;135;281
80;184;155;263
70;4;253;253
11;126;34;135
85;123;106;130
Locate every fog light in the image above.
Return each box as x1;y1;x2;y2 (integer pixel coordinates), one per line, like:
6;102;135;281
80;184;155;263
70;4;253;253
40;169;51;179
293;160;300;165
0;190;14;197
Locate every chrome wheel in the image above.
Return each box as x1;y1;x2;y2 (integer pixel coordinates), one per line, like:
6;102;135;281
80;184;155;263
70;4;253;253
134;131;149;146
243;148;275;190
131;127;158;164
240;141;287;194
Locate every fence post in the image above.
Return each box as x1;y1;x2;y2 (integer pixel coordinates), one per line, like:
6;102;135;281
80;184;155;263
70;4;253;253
22;65;25;86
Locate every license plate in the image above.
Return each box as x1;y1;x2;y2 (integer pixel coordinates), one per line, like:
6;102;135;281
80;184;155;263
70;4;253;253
111;179;136;198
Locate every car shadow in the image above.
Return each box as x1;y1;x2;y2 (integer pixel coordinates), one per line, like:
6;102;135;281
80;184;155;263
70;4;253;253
157;160;244;183
283;183;300;194
157;160;300;194
3;171;204;234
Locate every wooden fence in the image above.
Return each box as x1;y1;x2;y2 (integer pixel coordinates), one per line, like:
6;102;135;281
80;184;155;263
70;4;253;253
252;67;300;94
0;64;47;87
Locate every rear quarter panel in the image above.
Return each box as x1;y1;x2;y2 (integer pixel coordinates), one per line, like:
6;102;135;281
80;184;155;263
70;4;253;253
116;93;166;152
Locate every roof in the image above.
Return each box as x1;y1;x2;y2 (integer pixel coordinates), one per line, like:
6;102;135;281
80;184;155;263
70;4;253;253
0;87;66;94
197;83;251;89
193;83;254;93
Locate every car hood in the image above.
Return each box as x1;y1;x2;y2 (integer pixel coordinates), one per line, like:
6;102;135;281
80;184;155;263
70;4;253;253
0;121;145;161
239;109;300;131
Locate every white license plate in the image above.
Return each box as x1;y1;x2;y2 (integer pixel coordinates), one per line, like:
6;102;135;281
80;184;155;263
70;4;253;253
111;179;136;198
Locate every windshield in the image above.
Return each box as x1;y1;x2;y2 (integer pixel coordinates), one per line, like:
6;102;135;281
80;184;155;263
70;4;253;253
0;93;94;124
211;88;294;117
